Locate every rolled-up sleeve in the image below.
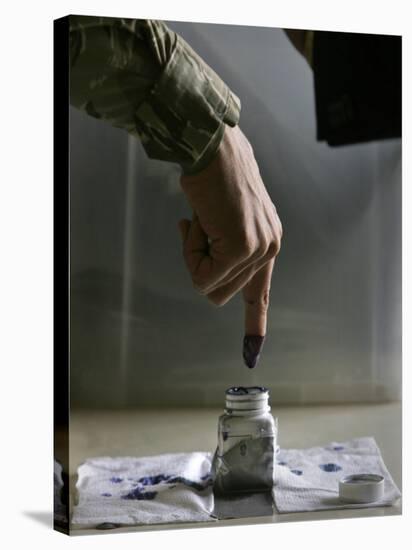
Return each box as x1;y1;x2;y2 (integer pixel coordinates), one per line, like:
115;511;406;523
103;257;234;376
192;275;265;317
69;16;241;173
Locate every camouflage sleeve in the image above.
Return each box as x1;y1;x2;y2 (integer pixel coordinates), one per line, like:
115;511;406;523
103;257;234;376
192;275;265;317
69;16;241;173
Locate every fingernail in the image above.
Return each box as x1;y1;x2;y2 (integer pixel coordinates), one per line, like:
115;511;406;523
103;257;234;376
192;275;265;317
243;335;265;369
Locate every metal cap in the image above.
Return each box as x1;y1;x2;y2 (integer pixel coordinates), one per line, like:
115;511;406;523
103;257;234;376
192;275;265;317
225;386;269;412
339;474;385;503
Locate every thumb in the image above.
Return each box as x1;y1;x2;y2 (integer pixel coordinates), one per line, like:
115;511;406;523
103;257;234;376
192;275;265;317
178;218;191;243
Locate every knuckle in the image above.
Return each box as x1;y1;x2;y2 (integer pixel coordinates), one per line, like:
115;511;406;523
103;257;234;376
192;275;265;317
256;240;268;257
245;292;270;312
266;239;280;259
262;291;270;308
191;274;208;294
238;234;256;258
195;285;208;296
207;293;227;307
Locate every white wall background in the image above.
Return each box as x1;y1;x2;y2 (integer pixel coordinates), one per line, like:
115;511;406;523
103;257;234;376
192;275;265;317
69;22;401;408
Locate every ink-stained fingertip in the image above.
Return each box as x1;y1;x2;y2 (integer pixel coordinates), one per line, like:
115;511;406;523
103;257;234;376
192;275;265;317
242;334;265;369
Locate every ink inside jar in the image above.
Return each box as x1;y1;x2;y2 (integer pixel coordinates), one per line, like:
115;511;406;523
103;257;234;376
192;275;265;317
211;386;278;495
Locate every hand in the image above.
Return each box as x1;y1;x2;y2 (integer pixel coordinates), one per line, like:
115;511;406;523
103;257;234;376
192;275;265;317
178;125;282;364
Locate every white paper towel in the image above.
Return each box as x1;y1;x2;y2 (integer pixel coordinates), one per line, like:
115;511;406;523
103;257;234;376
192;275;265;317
72;437;400;527
72;452;215;528
273;437;401;512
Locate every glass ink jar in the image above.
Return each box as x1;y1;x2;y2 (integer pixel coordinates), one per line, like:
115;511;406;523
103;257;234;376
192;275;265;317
211;386;278;495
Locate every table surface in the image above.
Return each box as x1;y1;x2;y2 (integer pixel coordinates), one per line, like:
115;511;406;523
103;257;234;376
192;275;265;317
68;402;402;534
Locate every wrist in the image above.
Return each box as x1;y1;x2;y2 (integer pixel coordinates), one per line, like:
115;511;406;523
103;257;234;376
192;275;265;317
180;90;240;175
180;122;225;175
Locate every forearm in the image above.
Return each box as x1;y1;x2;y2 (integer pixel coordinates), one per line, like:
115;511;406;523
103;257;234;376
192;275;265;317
69;16;241;173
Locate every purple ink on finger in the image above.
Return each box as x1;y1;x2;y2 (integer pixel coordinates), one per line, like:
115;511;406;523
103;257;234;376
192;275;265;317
243;335;265;368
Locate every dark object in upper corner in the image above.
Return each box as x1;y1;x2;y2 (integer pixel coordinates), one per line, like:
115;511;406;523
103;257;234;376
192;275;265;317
313;31;401;145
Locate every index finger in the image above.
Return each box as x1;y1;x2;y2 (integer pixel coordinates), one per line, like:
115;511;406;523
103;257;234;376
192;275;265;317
242;258;275;337
242;259;274;368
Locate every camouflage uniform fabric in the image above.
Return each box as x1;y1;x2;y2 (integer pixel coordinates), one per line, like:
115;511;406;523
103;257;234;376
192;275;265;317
69;16;241;173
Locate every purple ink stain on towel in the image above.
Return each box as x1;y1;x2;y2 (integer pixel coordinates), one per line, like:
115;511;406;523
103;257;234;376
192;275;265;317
138;474;172;486
166;476;211;491
121;472;211;496
319;463;342;473
109;476;123;484
121;487;157;500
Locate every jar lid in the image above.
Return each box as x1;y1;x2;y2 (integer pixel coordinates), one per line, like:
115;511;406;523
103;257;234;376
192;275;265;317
226;386;268;399
225;386;269;411
339;474;385;503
